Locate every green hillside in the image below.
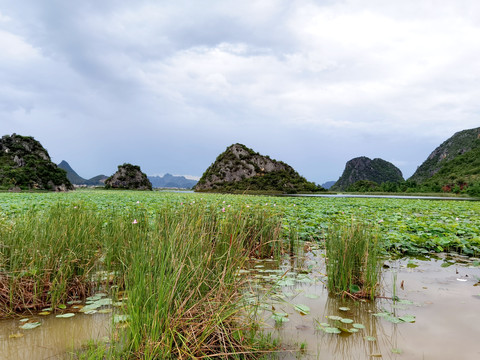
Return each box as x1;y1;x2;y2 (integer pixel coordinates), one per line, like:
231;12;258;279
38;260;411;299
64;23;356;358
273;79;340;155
195;143;323;193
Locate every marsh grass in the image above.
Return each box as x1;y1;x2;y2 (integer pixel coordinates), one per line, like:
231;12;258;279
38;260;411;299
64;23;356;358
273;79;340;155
122;204;282;359
1;199;282;358
326;221;381;299
0;204;104;314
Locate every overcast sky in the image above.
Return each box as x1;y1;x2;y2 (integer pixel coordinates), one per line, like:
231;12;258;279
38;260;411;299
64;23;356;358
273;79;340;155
1;0;479;183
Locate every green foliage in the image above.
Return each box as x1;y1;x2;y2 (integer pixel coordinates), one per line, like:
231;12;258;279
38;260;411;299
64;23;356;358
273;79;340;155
1;196;282;358
196;143;323;193
0;134;72;190
105;163;152;190
332;157;404;191
410;127;480;183
326;222;381;299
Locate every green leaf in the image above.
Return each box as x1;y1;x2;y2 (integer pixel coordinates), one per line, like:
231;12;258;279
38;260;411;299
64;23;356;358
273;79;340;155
58;304;67;310
339;307;350;311
294;304;311;315
324;327;341;334
56;313;75;318
340;318;353;324
349;284;361;293
364;336;376;341
398;315;416;323
113;314;129;323
20;322;41;330
353;323;365;329
327;315;343;321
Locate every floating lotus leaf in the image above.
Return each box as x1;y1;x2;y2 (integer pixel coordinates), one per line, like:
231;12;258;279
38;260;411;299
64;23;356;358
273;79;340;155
38;311;50;316
365;336;376;341
56;313;75;318
327;315;343;321
353;323;365;329
339;307;350;311
324;327;341;334
340;318;353;324
304;294;319;299
58;304;67;310
20;322;41;330
294;304;310;315
398;315;416;323
349;328;359;333
98;309;113;314
19;318;29;323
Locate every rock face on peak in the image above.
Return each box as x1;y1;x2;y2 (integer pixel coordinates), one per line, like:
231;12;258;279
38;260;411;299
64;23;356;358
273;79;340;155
105;163;152;190
409;127;480;184
331;156;404;191
194;143;322;193
0;134;72;191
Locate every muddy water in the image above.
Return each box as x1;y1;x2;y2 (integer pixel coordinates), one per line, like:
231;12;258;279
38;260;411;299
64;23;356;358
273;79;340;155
245;251;480;360
0;312;111;360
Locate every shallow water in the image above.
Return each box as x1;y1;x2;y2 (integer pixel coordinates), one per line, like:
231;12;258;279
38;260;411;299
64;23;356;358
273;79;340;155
244;251;480;360
0;310;111;360
1;252;479;360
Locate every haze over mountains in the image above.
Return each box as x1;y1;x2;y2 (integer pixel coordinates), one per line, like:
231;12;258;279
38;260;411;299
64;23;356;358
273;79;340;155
2;126;480;195
59;160;197;189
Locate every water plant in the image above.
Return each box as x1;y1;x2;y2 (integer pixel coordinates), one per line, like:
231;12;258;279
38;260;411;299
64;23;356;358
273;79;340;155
325;221;381;299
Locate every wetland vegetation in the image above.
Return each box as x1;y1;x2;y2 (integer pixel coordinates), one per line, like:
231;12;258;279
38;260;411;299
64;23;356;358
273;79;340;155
1;190;479;359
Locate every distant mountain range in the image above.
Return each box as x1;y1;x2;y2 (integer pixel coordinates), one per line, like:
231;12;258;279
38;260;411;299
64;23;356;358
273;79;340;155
148;174;197;189
58;160;197;189
321;181;336;190
58;161;108;186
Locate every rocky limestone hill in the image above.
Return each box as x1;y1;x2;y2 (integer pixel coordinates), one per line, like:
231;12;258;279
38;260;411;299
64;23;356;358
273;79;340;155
331;156;404;191
0;134;72;191
409;127;480;184
105;163;152;190
58;160;107;186
194;144;322;193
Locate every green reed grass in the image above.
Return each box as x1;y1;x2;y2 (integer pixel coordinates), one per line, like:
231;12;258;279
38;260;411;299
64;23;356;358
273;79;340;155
0;204;105;314
1;199;282;358
122;204;282;359
325;221;381;300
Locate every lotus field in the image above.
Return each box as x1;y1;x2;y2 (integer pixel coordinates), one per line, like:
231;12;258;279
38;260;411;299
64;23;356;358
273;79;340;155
0;190;479;359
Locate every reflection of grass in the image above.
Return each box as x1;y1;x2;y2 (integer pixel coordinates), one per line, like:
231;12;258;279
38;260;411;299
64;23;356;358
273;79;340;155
326;222;381;299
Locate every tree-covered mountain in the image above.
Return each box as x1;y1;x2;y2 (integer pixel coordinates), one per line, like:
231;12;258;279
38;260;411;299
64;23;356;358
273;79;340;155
409;127;480;184
148;174;197;189
58;160;107;186
331;156;404;191
407;127;480;195
0;134;72;191
194;143;323;193
105;163;152;190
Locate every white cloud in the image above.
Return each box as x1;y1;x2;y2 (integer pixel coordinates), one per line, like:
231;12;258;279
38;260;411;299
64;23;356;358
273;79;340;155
1;1;480;182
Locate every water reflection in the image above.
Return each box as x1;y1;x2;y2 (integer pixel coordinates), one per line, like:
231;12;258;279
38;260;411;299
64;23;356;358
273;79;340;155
247;248;480;360
0;313;111;360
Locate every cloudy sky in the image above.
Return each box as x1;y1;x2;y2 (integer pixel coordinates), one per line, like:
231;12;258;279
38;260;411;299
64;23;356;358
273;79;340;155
1;0;479;183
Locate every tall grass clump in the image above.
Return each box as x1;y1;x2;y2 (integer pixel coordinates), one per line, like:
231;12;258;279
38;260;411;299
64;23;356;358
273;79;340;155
325;221;381;299
0;204;104;315
121;203;282;359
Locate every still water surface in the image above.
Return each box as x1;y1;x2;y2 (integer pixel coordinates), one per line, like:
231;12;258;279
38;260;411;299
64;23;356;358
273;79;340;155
1;251;479;359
